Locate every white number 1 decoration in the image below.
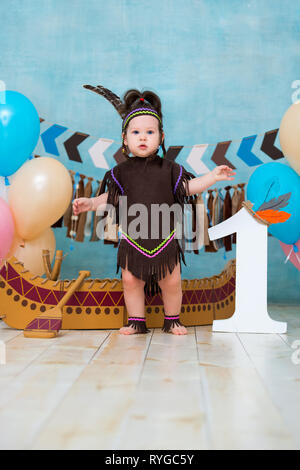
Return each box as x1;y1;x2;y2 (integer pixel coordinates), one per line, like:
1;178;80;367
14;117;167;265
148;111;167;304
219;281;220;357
208;207;287;333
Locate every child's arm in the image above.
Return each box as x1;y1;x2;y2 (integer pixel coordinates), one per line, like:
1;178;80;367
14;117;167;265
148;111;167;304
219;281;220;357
187;165;236;196
73;192;108;215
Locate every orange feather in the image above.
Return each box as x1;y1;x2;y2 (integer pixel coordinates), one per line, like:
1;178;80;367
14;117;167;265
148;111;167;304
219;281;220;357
256;209;291;224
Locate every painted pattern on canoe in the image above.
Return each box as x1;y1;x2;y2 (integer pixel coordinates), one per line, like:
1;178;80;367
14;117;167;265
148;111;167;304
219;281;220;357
0;257;235;330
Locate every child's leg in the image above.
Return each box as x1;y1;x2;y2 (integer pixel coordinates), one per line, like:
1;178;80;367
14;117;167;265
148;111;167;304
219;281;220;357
120;268;148;335
158;263;187;335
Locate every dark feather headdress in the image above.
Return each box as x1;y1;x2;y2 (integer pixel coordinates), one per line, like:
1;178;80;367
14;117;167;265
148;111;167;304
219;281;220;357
83;84;161;130
83;84;126;119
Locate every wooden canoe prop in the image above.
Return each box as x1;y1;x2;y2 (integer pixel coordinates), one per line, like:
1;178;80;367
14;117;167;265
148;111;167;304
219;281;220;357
0;256;236;333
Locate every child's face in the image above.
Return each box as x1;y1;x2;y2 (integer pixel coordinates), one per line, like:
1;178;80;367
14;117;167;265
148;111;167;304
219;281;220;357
123;115;164;157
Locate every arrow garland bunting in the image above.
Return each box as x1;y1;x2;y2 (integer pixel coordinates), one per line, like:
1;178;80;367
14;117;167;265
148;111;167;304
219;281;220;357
37;118;285;173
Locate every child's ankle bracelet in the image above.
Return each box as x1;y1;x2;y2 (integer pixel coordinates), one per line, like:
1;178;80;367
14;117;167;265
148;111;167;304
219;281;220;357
162;314;182;332
127;317;149;334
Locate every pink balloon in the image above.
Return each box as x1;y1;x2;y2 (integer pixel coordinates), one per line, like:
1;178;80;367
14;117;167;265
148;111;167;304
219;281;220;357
0;197;15;263
280;239;300;270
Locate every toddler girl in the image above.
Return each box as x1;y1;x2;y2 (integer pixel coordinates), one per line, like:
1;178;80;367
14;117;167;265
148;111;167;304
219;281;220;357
73;86;235;335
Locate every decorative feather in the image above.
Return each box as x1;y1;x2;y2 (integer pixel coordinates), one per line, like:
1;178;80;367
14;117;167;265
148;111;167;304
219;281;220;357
256;209;291;224
257;192;291;212
83;84;125;118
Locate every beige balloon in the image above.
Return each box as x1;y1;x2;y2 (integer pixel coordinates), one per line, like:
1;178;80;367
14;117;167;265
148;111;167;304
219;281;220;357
279;102;300;175
13;227;56;276
8;157;72;240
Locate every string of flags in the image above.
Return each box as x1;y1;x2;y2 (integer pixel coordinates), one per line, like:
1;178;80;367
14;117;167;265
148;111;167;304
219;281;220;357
38;117;285;174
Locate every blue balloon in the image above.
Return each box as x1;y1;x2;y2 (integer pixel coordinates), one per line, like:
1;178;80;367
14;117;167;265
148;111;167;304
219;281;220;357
247;162;300;245
0;91;40;176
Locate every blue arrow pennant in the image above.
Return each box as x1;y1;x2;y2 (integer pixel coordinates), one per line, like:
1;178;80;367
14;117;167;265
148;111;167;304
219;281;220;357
237;135;263;166
41;124;68;156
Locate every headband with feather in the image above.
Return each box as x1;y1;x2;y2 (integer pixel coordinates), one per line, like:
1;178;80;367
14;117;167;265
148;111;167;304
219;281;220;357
83;84;161;131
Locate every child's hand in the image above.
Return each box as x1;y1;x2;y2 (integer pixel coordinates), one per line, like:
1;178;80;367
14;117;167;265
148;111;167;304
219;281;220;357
212;165;236;182
72;197;92;215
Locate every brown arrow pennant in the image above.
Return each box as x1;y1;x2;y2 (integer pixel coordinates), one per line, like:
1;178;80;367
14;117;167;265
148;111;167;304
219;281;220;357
211;141;236;169
260;129;284;160
64;132;89;163
165;146;184;161
113;147;127;164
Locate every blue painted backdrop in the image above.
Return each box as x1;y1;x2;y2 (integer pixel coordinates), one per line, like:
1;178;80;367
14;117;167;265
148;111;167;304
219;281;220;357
1;0;299;302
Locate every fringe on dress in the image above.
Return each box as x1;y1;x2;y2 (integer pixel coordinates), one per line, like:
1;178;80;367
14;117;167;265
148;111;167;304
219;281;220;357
172;167;198;263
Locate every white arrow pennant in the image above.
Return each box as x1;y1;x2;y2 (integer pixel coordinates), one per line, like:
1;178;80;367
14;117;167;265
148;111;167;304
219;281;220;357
186;144;210;175
88;138;112;169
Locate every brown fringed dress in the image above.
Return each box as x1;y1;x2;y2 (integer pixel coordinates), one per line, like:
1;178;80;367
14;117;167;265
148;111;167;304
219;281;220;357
99;153;196;332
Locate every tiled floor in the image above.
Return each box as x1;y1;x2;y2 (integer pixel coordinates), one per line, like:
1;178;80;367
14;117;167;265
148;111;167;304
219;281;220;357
0;304;299;450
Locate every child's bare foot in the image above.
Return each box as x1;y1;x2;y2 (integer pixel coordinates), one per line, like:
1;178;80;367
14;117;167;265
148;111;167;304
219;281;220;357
119;325;140;335
119;317;149;335
169;324;187;335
